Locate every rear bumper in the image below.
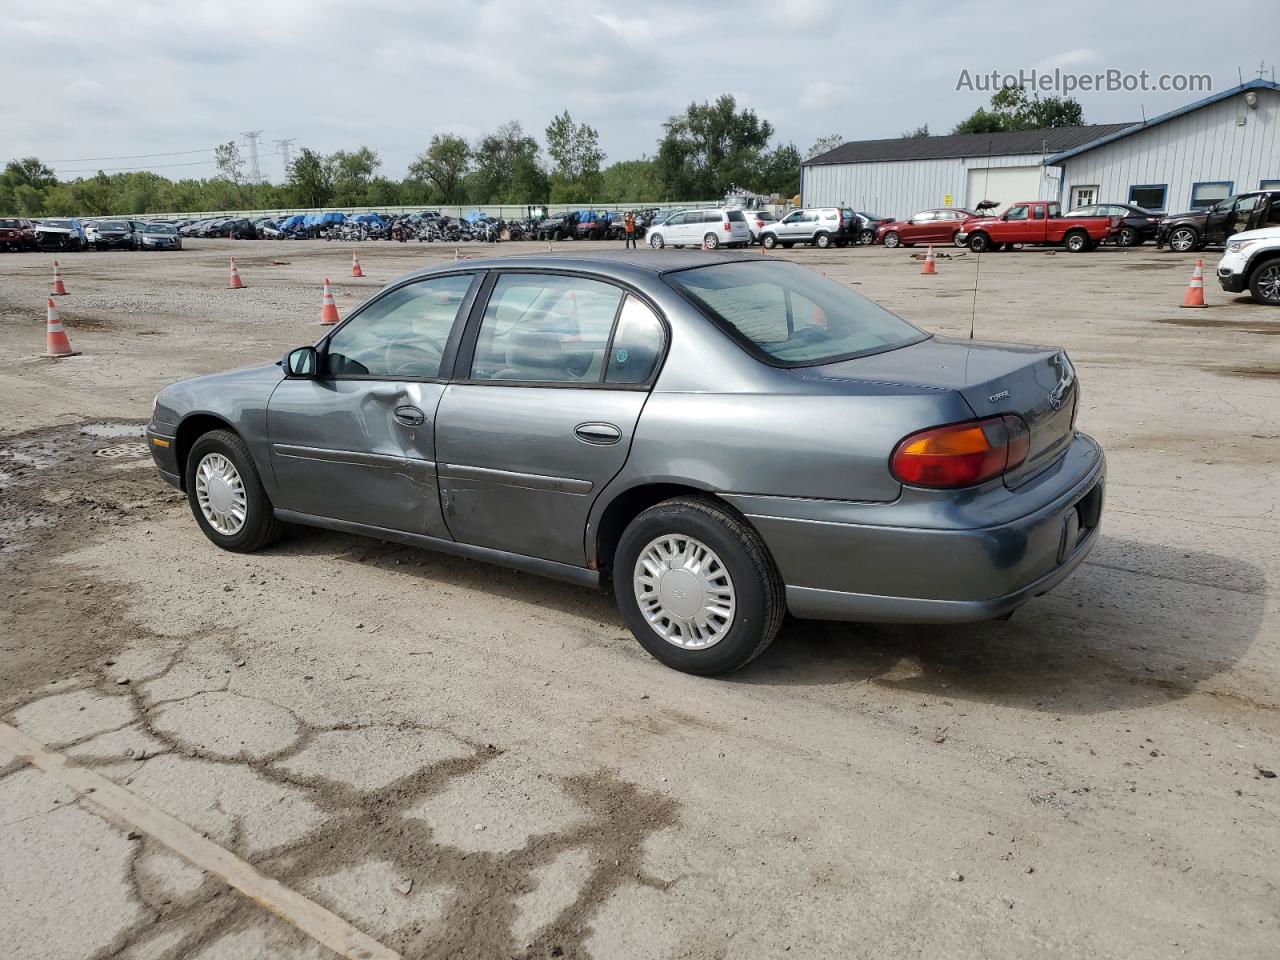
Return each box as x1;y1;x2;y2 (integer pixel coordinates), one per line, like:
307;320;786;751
735;434;1105;624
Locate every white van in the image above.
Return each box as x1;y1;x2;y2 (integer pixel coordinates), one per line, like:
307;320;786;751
645;208;752;250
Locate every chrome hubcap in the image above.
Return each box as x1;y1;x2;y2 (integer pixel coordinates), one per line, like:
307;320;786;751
195;453;247;535
1171;231;1194;251
633;535;735;649
1259;265;1280;302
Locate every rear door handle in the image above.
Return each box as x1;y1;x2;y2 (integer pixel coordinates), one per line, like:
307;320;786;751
574;422;621;445
393;405;426;427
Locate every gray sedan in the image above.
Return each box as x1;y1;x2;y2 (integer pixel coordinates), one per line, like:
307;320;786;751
148;251;1104;675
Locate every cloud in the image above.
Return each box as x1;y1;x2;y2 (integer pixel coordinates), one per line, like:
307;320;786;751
1037;48;1102;71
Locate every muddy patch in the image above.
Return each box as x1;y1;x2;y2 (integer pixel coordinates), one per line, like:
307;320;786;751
1158;316;1280;335
1126;261;1184;271
1200;363;1280;379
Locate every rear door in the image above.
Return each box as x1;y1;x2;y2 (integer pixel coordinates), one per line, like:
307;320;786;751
436;271;667;565
266;272;479;537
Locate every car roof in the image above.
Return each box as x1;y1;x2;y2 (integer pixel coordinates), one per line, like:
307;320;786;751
401;250;772;284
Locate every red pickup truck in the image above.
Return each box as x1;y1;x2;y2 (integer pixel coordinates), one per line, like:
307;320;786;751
956;201;1119;253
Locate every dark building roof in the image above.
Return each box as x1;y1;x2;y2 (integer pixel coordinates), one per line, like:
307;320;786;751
802;123;1137;167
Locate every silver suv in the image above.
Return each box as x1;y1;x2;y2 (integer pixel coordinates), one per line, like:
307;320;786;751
760;208;857;249
646;208;752;250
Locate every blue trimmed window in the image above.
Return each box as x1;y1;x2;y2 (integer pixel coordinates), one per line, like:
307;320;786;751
1189;181;1232;211
1261;179;1280;191
1128;184;1167;211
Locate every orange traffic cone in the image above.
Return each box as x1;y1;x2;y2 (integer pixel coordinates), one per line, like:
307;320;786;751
228;257;245;289
319;278;340;325
51;260;68;296
351;252;364;278
921;245;937;275
45;298;79;357
1180;259;1207;308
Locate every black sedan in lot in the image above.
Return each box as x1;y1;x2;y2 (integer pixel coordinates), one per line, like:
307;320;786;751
92;220;139;250
1065;203;1162;247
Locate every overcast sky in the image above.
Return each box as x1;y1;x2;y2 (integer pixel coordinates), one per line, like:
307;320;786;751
3;0;1275;182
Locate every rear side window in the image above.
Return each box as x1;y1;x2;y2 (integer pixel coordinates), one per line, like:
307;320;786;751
727;210;746;222
606;297;664;384
471;274;623;383
327;274;475;378
702;211;721;223
667;259;925;366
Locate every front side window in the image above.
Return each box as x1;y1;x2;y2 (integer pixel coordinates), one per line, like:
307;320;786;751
1005;205;1028;221
666;259;926;366
327;273;475;379
470;274;623;383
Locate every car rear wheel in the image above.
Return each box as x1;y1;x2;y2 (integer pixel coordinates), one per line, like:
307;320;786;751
614;497;784;675
185;429;284;553
1116;226;1138;247
1064;230;1089;253
952;231;967;247
1250;258;1280;306
761;233;778;249
814;232;831;249
649;233;664;249
703;232;720;250
882;231;901;248
1169;227;1199;253
859;229;875;245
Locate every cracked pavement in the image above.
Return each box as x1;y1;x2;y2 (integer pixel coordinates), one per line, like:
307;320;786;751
1;240;1278;959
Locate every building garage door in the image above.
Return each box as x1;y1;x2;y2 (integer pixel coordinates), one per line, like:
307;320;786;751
965;165;1042;212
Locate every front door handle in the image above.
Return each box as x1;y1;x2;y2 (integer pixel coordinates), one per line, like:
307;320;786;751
393;405;426;427
574;422;621;445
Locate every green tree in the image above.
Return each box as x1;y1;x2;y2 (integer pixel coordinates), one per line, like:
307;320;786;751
545;110;605;203
213;142;244;185
757;143;802;197
287;148;335;207
0;157;57;214
330;147;381;205
806;134;844;160
599;158;662;202
655;94;774;198
469;122;548;204
407;134;472;203
899;123;930;138
953;86;1084;134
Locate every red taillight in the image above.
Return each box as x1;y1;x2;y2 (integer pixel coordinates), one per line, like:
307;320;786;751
890;415;1029;488
755;219;764;227
723;222;731;231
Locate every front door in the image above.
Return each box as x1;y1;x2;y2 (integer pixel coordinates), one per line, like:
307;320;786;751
266;272;478;537
437;272;667;566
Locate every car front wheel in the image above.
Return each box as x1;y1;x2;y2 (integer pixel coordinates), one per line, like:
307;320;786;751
761;233;778;249
185;429;284;553
882;231;901;248
967;232;990;253
614;497;784;675
649;233;664;249
703;232;720;250
1250;258;1280;305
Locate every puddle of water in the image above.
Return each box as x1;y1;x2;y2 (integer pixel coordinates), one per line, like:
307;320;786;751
80;423;144;439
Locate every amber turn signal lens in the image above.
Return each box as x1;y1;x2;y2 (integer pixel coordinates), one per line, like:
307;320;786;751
891;415;1030;488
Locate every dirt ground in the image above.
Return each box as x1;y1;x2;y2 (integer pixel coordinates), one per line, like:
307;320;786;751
0;237;1277;960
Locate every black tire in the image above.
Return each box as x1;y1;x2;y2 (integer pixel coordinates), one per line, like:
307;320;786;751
1168;226;1199;253
703;232;720;250
184;429;284;553
1249;257;1280;306
761;233;778;249
882;231;901;249
1064;230;1089;253
614;496;784;675
814;232;831;249
1116;226;1138;247
649;233;665;249
859;229;875;245
968;232;991;253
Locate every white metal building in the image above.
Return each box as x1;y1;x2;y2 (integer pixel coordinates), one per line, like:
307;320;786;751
1047;80;1280;213
801;79;1280;219
800;124;1131;218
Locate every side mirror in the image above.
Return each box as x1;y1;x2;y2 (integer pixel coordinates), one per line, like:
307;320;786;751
284;346;318;378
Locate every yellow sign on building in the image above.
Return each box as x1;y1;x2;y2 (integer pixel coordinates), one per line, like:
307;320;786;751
944;194;953;206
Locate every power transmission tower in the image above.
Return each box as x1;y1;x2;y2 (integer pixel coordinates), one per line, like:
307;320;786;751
241;130;265;184
272;138;296;180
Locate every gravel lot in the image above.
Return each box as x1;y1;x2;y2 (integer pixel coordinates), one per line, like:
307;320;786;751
1;238;1277;959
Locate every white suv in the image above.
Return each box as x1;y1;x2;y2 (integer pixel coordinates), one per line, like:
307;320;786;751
759;208;858;249
646;208;751;250
1217;226;1280;305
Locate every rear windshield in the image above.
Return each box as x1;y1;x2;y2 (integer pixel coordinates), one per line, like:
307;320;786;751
756;212;776;221
726;210;746;222
666;260;927;366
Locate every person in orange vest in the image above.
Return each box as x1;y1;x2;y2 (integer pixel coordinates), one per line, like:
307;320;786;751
624;210;636;249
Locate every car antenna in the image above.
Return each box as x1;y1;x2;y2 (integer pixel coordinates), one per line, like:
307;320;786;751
969;138;993;340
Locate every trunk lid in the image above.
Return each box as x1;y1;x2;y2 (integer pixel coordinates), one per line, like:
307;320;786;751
803;336;1077;487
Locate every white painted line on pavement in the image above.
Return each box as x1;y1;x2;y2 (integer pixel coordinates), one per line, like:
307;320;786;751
0;721;401;960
